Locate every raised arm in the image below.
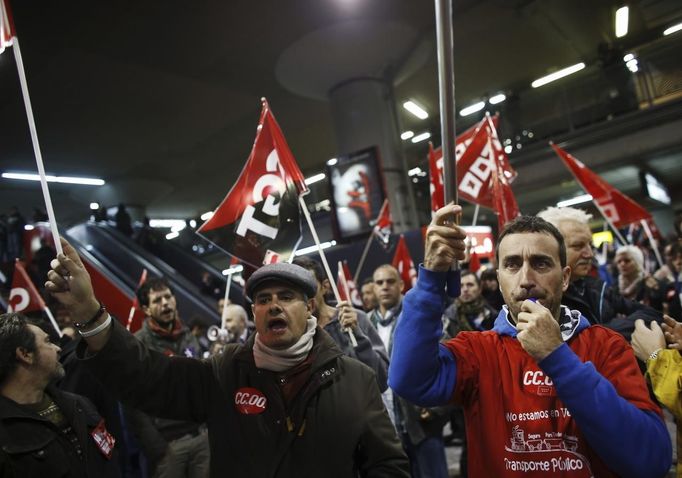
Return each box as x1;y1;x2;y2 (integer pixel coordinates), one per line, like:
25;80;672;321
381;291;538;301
388;204;466;406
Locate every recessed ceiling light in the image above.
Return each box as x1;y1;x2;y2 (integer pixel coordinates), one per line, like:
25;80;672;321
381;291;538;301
326;158;338;166
411;132;431;143
403;101;429;120
459;101;486;117
615;6;629;38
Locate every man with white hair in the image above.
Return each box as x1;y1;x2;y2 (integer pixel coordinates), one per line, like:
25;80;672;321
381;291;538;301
537;206;661;340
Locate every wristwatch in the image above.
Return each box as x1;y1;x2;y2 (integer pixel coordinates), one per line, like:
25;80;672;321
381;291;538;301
74;302;106;329
648;348;662;362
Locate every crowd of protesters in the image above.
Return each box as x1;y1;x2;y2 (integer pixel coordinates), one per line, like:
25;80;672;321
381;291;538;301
1;203;682;477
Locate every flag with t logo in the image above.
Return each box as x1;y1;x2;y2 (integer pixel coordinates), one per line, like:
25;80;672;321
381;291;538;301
198;99;309;268
8;260;45;313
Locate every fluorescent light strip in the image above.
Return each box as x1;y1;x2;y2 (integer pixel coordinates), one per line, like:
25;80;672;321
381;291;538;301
326;158;338;166
460;101;486;116
401;131;414;140
408;167;422;176
557;194;593;208
294;240;337;256
200;211;213;221
663;23;682;36
150;219;186;229
615;6;629;38
623;53;634;62
411;132;431;143
403;101;429;120
89;202;100;210
304;173;326;185
531;62;586;88
489;94;506;105
2;172;105;186
166;231;180;240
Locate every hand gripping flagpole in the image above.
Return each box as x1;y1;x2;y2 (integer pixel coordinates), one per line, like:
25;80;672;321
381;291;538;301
434;0;460;297
299;196;357;347
11;37;63;256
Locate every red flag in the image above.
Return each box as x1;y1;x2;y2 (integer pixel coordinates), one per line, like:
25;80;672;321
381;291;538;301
8;260;46;313
336;261;363;308
198;99;309;267
0;0;15;55
371;199;392;249
392;235;416;293
552;143;651;228
490;138;520;232
430;114;516;211
469;250;481;273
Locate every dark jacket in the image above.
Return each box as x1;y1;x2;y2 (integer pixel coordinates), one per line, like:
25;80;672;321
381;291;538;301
77;319;409;478
0;385;121;478
562;275;662;341
322;309;389;392
126;319;204;468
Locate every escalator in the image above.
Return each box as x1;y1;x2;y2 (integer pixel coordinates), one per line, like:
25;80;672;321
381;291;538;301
67;222;222;325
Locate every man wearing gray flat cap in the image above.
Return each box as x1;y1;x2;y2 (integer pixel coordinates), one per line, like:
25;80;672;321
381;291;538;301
46;239;409;478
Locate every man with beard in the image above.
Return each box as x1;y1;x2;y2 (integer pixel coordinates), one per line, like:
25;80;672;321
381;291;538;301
443;271;497;338
127;278;209;478
389;206;671;477
0;313;120;477
46;243;409;477
537;206;662;340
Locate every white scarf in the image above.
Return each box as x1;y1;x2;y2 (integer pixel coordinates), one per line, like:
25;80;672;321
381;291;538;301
253;317;317;372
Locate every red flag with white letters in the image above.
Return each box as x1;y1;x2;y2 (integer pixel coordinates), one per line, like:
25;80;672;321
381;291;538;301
552;143;651;228
8;260;45;313
0;0;15;55
198;99;309;267
336;261;363;308
430;114;516;211
392;235;417;293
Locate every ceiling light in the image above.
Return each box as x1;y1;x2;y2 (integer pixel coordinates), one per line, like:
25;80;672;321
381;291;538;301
200;211;213;221
663;23;682;36
626;59;638;73
411;132;431;143
556;194;593;208
304;173;326;185
2;172;105;186
408;167;423;176
401;131;415;140
166;231;180;240
459;101;485;116
504;145;513;154
294;240;337;256
623;53;634;62
615;6;629;38
403;101;429;120
531;62;586;88
189;219;197;228
489;93;506;105
89;202;100;210
24;224;34;231
326;158;338;166
150;219;186;229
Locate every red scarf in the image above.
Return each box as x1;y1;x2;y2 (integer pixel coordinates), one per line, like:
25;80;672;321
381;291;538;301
147;317;185;341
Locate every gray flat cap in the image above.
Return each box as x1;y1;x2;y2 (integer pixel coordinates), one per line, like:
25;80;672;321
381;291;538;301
245;263;318;301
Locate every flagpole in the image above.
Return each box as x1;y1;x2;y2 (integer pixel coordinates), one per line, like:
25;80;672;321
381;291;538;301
298;196;356;345
43;306;62;338
353;234;374;284
221;273;233;328
338;261;358;347
434;0;460;298
11;38;63;256
640;219;664;268
471;204;480;227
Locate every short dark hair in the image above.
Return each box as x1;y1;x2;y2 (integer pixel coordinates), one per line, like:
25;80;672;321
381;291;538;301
0;313;37;385
292;257;325;284
480;268;497;281
495;215;567;268
136;277;173;307
460;270;480;286
361;277;374;287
